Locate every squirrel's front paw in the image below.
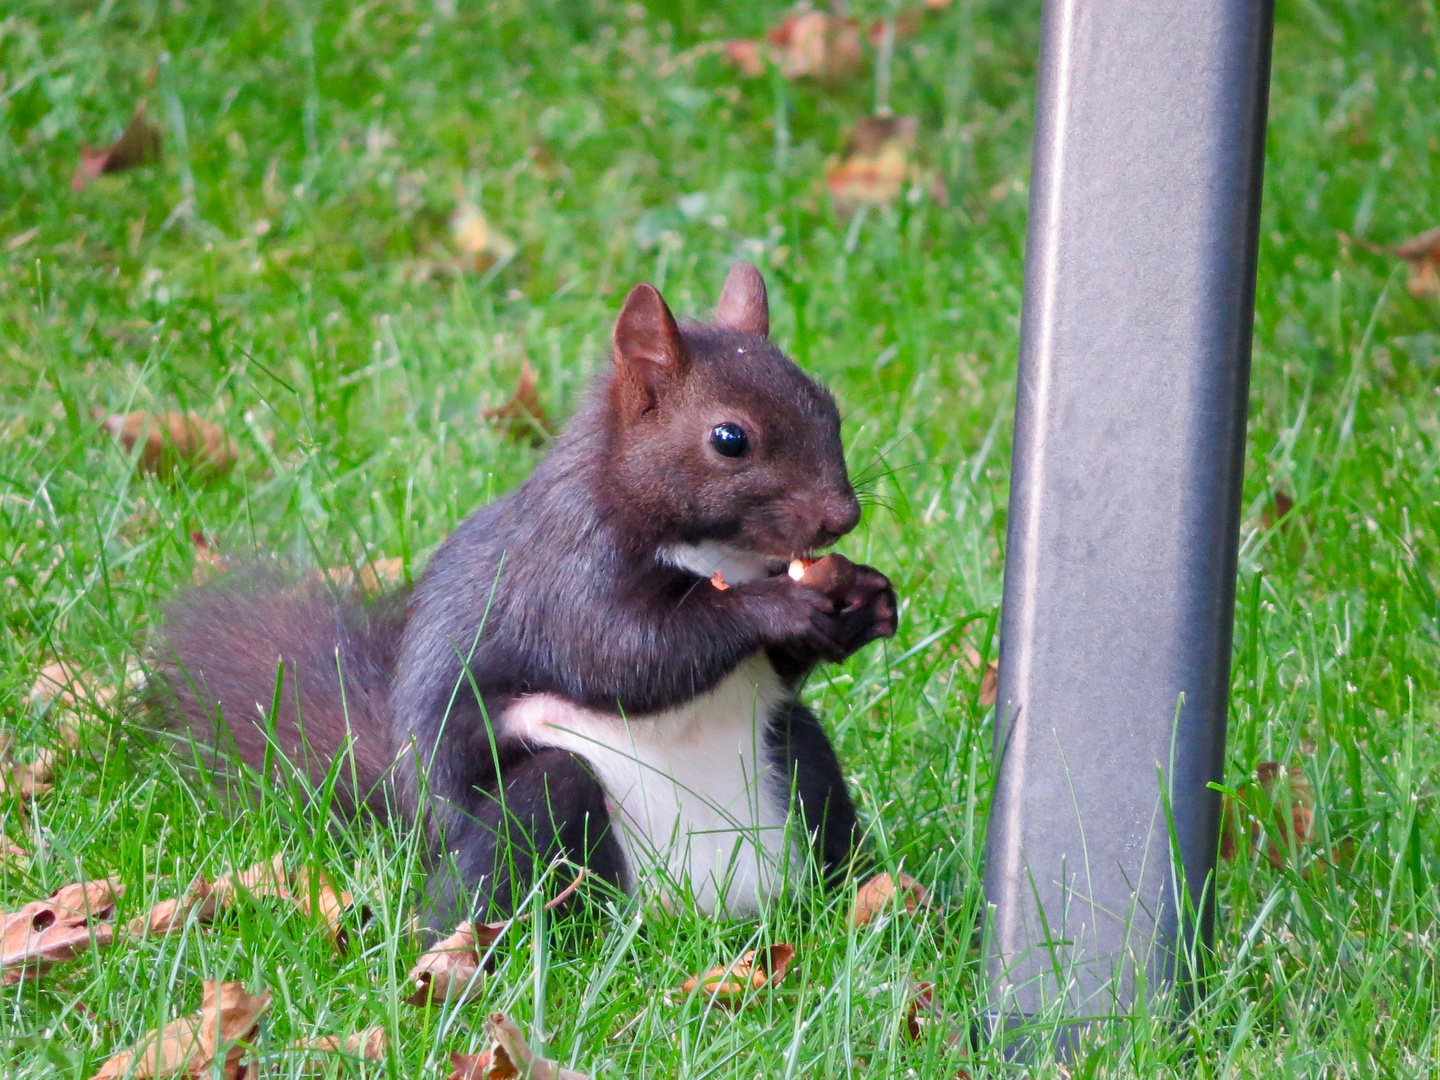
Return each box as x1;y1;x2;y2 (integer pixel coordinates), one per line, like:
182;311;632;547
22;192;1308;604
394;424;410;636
808;560;896;660
744;555;896;662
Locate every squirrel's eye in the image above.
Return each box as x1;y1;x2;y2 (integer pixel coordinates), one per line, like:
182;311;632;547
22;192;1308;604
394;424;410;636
709;422;749;458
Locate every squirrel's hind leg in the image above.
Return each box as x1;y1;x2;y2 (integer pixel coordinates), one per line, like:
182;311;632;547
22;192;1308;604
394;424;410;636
423;746;627;930
767;701;866;887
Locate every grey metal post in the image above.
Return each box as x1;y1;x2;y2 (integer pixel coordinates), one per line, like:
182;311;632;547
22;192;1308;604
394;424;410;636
983;0;1274;1047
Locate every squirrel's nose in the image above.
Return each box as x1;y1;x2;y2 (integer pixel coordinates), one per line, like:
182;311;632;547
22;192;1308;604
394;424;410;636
811;493;861;547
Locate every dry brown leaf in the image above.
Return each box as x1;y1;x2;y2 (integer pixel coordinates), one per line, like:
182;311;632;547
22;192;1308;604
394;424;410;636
30;659;117;748
849;871;930;928
214;855;290;907
451;201;517;269
0;744;58;799
724;2;950;81
1221;761;1316;868
124;877;218;939
1;836;29;864
901;980;970;1074
100;411;236;479
448;1013;590;1080
72;103;163;193
317;556;405;594
48;879;124;918
826;116;918;214
978;660;999;708
30;660;113;714
292;867;369;954
89;979;270;1080
190;532;227;584
722;39;767;77
1261;490;1295;532
403;921;492;1006
1397;227;1440;298
681;943;796;1006
407;872;587;1007
483;359;554;445
1;879;123;983
292;1025;387;1067
767;10;864;81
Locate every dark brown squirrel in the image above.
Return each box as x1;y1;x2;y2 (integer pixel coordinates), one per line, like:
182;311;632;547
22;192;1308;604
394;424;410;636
154;263;898;927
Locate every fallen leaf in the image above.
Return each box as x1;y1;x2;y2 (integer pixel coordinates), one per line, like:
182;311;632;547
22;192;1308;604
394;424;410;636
30;658;138;749
681;943;796;1006
292;867;369;954
849;872;930;928
866;8;927;46
191;532;226;584
978;660;998;707
767;10;864;81
483;359;553;445
100;411;236;479
404;922;492;1006
407;872;587;1007
1;878;123;983
124;877;218;938
72;102;163;193
451;201;517;269
89;979;270;1080
1261;490;1295;531
1309;834;1358;880
292;1026;387;1067
214;855;290;907
825;116;918;214
722;39;767;77
4;226;38;253
1221;761;1315;868
1396;227;1440;298
448;1013;590;1080
901;980;970;1075
31;660;117;727
318;556;405;594
0;741;59;799
1;836;29;865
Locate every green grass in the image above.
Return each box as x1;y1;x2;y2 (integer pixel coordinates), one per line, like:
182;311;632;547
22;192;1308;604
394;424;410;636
2;0;1439;1075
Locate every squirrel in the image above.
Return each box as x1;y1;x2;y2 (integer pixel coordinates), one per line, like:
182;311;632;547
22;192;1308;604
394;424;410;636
153;263;898;927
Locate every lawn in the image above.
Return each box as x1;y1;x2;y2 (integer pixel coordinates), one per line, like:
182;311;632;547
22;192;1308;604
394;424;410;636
2;0;1439;1075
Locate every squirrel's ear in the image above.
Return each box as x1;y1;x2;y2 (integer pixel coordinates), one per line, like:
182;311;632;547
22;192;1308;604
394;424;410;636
715;262;769;338
611;283;687;417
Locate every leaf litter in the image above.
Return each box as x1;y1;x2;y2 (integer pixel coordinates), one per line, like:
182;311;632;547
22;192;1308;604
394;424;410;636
72;102;163;193
1220;760;1353;876
722;1;953;82
406;871;587;1007
483;358;554;445
290;1026;387;1070
680;943;796;1006
89;979;270;1080
447;1013;589;1080
826;116;920;214
849;871;931;929
1;879;123;984
99;411;237;479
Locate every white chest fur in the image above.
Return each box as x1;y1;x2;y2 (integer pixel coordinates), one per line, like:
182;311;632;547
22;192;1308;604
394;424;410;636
501;653;799;915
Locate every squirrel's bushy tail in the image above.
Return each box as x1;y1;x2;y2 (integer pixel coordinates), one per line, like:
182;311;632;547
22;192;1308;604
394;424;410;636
150;570;406;813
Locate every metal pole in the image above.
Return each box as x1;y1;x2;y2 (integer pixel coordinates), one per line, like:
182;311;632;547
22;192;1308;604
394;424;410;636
983;0;1274;1051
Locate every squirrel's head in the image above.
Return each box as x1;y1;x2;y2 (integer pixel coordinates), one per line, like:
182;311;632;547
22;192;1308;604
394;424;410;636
600;262;860;581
